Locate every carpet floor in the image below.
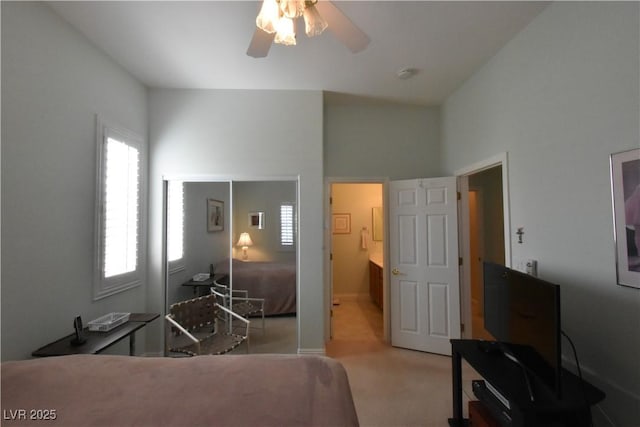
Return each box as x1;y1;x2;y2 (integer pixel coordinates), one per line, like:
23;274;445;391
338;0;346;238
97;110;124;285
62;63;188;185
327;299;478;427
233;300;479;426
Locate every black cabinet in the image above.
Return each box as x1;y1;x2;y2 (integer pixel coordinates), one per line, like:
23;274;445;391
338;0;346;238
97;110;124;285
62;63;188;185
369;261;383;309
448;339;605;427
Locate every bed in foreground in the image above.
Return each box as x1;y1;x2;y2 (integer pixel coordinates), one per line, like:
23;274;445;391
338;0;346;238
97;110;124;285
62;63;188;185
1;354;359;427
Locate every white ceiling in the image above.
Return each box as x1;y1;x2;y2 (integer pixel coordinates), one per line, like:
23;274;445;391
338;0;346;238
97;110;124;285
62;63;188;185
48;1;548;106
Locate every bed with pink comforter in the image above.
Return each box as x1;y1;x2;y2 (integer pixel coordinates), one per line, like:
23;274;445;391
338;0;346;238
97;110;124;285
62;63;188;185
1;354;359;427
215;258;296;316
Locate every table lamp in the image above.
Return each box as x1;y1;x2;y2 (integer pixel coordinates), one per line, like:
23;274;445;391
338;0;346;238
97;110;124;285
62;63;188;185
237;232;253;261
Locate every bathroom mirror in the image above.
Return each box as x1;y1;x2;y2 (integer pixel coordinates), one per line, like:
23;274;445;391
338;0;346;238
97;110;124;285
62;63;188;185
372;206;383;241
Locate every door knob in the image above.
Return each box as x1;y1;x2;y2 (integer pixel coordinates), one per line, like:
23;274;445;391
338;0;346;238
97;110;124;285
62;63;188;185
392;268;401;275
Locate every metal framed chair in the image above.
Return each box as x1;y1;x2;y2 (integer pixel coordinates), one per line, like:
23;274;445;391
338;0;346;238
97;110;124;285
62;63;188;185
165;293;250;356
211;279;265;334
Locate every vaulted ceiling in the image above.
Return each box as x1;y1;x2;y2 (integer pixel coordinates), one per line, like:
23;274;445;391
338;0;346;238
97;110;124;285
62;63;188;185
48;1;548;106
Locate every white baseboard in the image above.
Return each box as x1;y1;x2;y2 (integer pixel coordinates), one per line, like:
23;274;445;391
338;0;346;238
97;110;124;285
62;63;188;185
139;351;164;357
562;355;640;426
297;348;326;356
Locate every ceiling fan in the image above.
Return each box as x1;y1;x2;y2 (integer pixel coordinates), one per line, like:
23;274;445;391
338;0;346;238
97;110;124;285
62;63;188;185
247;0;370;58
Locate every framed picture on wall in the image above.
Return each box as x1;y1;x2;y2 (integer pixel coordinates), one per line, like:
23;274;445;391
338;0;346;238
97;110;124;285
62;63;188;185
610;148;640;288
332;213;351;234
249;212;265;229
207;199;224;232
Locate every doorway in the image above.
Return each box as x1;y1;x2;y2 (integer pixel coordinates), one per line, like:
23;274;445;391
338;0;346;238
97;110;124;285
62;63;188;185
468;167;505;339
457;153;510;341
330;182;385;342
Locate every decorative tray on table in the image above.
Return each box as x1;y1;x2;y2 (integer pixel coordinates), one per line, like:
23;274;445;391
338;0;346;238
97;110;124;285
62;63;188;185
87;312;131;332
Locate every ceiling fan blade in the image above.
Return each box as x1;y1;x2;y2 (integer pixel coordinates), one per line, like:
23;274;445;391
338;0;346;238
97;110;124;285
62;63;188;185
315;1;370;53
247;27;275;58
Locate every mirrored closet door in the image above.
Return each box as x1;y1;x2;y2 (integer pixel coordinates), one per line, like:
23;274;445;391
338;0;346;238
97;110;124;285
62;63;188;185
164;179;298;354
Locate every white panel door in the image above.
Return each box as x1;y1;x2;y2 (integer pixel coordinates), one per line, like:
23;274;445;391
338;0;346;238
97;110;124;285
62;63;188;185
390;177;460;355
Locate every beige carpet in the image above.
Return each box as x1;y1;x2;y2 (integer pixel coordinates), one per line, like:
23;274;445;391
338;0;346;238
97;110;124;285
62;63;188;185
327;299;478;427
233;301;479;426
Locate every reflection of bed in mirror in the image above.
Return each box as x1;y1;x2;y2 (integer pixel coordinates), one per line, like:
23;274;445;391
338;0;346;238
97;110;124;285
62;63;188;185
215;258;296;316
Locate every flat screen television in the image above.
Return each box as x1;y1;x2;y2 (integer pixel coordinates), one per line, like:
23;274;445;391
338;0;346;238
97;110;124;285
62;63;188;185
483;262;562;399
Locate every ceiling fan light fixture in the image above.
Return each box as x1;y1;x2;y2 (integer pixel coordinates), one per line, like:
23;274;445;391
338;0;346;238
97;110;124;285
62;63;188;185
280;0;306;19
256;0;280;34
274;16;297;46
249;0;369;57
303;4;328;37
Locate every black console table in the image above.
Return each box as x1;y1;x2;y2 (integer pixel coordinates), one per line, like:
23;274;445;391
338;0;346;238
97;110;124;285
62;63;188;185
449;339;605;427
32;313;159;357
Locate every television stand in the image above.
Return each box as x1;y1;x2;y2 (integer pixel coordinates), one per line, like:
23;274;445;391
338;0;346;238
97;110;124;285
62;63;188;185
448;339;605;427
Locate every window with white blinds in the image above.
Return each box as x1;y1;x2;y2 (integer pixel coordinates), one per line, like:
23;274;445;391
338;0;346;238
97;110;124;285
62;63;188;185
103;137;139;277
167;181;184;264
280;203;295;249
94;117;145;300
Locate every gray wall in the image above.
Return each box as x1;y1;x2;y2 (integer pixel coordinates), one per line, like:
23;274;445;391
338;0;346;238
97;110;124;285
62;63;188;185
325;104;441;179
148;89;323;353
441;2;640;424
1;2;148;361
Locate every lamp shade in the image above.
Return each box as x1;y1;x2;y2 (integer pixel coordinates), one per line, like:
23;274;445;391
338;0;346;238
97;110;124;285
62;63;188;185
279;0;305;19
237;232;253;247
274;16;296;46
256;0;279;34
303;4;328;37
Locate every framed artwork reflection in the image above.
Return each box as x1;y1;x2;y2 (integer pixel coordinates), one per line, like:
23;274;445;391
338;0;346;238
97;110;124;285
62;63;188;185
207;199;224;232
249;212;264;229
610;148;640;288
